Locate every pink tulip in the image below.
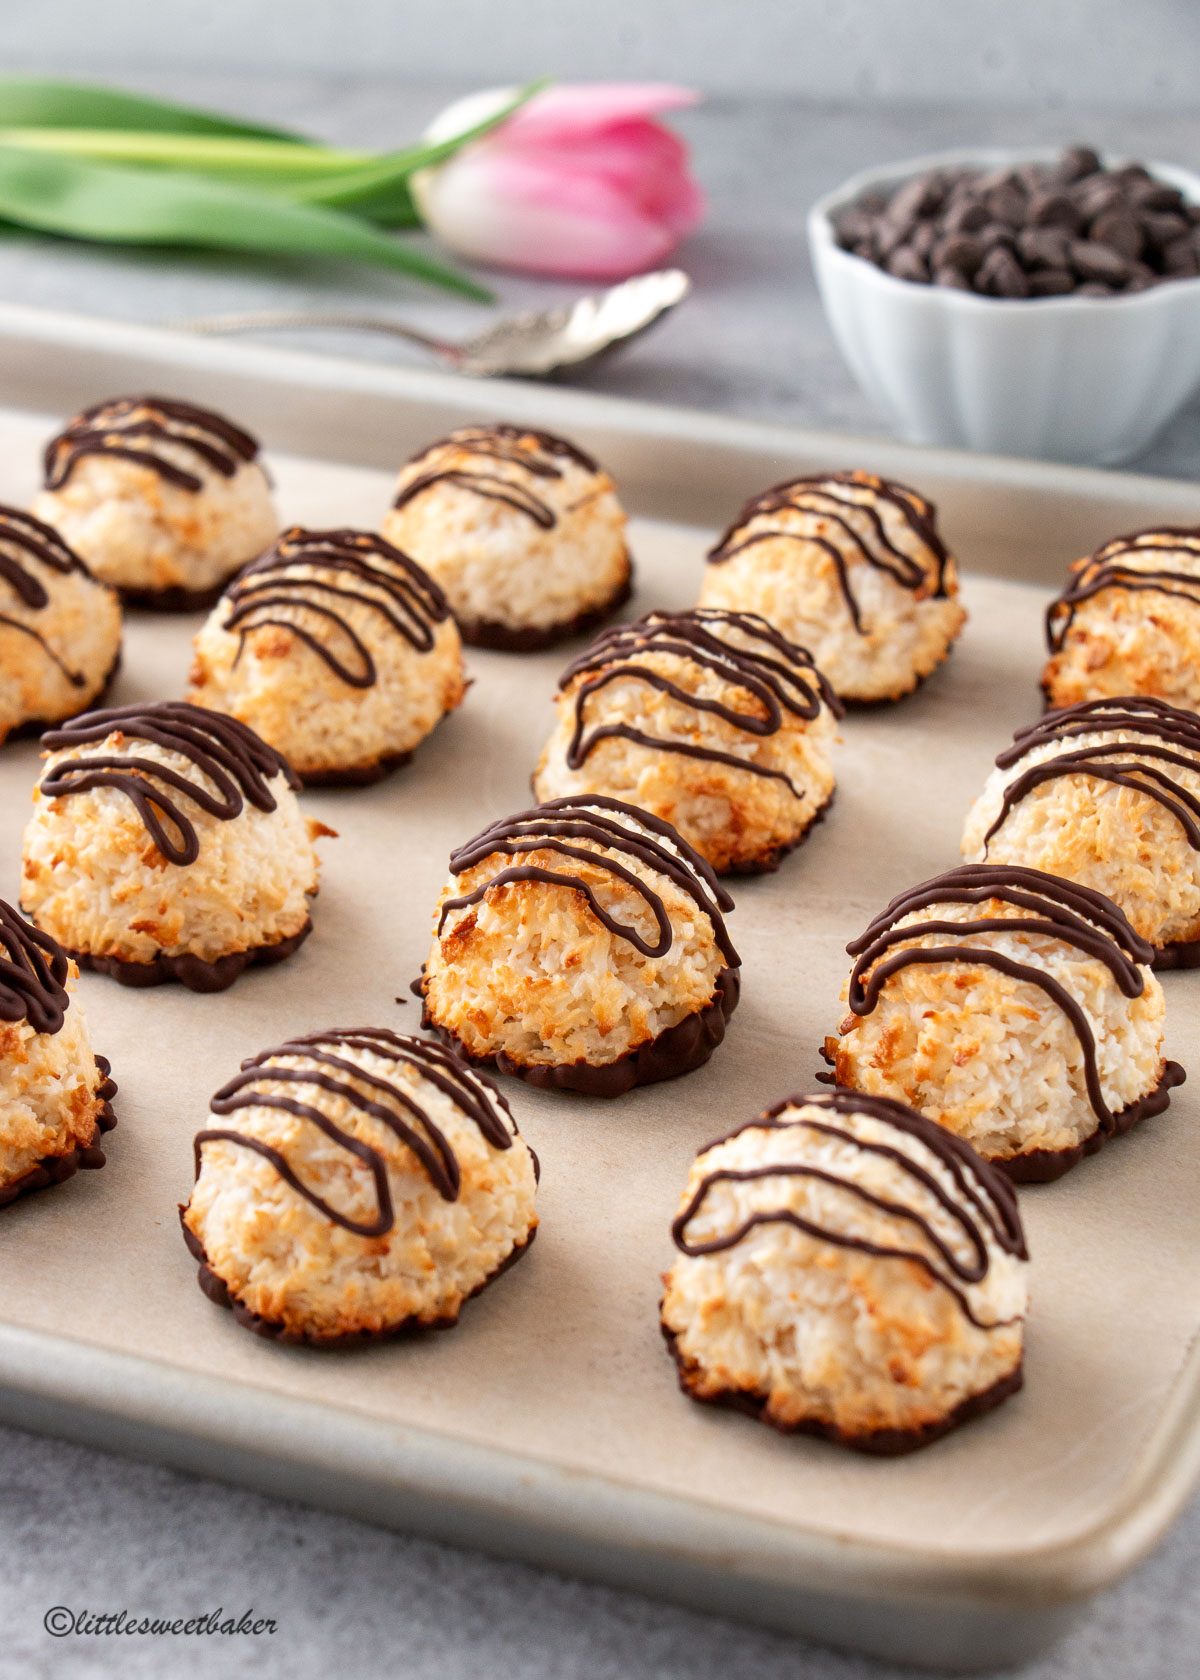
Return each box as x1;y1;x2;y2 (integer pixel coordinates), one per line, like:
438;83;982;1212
412;84;705;280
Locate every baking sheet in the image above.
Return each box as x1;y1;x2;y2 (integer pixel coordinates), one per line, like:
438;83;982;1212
0;400;1195;1558
0;327;1199;1666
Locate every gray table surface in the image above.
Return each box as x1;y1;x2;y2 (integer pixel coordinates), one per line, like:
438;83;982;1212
2;75;1199;1678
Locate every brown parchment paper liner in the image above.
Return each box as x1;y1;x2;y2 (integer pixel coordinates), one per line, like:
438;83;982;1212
0;424;1197;1565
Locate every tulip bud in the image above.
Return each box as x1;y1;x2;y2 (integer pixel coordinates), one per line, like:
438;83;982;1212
412;83;705;281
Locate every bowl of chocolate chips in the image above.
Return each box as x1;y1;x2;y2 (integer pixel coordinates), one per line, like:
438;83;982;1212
808;145;1200;464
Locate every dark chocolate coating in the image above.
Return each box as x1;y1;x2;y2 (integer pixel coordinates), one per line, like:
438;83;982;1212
707;472;951;636
419;965;740;1097
39;700;299;867
43;395;258;495
0;504;107;693
220;527;450;689
673;1088;1025;1328
556;608;843;795
59;919;312;994
1045;527;1200;653
661;1319;1023;1455
195;1027;521;1236
842;864;1159;1133
180;1212;536;1346
0;1055;117;1210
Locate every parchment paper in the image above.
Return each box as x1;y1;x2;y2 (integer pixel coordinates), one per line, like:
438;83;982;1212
0;405;1195;1564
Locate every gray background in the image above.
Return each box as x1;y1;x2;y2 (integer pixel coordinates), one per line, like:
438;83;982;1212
2;5;1200;1676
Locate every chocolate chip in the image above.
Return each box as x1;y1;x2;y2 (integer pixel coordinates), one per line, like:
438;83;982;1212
979;221;1017;252
1089;210;1143;259
1131;179;1185;212
984;183;1028;227
887;172;946;224
1056;146;1102;183
976;245;1030;297
1027;267;1077;296
1070;240;1132;284
933;265;972;290
1018;225;1073;268
1163;236;1200;275
933;232;984;276
910;221;939;259
886;245;930;283
1141;210;1190;249
943;198;990;235
1027;191;1083;232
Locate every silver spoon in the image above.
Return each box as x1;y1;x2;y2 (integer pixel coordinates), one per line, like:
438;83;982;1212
173;269;690;378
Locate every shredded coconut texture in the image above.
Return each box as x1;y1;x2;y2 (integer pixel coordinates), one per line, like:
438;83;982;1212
0;545;120;742
1043;538;1200;713
183;1037;538;1340
698;477;965;702
962;723;1200;949
661;1104;1026;1441
383;437;629;633
422;804;728;1069
21;738;320;965
826;896;1167;1162
0;972;109;1188
33;447;277;596
532;637;838;873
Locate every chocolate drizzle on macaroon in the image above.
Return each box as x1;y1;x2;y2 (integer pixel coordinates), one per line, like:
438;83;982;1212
43;395;259;495
221;527;450;689
842;865;1161;1133
438;794;739;965
39;700;298;867
0;898;72;1035
707;472;951;635
983;697;1200;852
1046;528;1200;654
672;1088;1026;1331
194;1029;522;1239
0;505;98;689
393;424;599;529
558;608;843;793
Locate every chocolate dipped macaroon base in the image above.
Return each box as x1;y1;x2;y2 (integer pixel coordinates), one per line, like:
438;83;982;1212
454;561;633;652
661;1321;1024;1456
997;1058;1185;1182
180;1212;536;1347
62;919;313;995
416;964;740;1097
120;573;246;613
0;1056;117;1211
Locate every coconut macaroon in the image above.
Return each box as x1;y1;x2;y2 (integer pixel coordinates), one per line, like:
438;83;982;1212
1043;528;1200;712
381;423;632;650
31;394;278;610
661;1090;1028;1453
21;701;327;993
0;505;121;743
187;526;467;785
824;865;1184;1183
0;900;116;1210
181;1027;538;1343
963;698;1200;967
416;794;741;1095
532;609;843;875
698;471;966;703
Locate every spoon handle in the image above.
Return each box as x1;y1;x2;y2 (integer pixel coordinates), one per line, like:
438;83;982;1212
171;310;464;363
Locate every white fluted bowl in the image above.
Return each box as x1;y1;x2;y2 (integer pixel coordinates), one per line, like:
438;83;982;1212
808;148;1200;465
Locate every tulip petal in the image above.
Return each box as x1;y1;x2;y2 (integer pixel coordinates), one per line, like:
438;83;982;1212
418;148;681;279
